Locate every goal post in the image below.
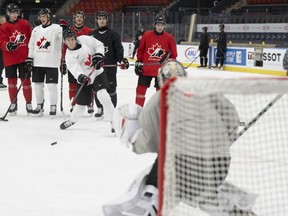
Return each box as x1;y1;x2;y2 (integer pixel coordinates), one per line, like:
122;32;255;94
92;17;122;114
158;77;288;216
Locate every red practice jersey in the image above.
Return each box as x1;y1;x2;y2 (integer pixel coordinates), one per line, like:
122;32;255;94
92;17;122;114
137;30;177;76
0;19;32;67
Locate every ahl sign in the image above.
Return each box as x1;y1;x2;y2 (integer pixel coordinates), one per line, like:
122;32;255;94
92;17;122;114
185;47;198;59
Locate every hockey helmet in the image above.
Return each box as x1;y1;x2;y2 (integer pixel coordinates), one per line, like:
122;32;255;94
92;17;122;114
158;60;187;87
96;10;108;19
73;10;85;22
38;8;53;20
202;26;208;32
155;15;166;25
219;23;225;29
63;29;76;40
6;3;20;15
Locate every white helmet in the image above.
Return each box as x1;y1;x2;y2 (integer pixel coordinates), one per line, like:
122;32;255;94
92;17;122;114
158;60;187;87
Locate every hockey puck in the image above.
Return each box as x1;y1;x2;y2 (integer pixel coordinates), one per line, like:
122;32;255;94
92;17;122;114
51;142;57;145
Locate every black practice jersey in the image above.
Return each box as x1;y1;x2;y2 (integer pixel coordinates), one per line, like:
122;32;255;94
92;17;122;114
89;28;124;73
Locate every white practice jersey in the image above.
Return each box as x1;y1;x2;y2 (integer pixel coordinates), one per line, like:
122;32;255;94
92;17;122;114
28;24;62;68
65;35;105;84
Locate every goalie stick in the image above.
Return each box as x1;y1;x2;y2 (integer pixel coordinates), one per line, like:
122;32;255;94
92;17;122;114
103;51;171;68
233;93;283;142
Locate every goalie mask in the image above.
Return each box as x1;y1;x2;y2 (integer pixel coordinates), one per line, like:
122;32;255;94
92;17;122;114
158;60;187;87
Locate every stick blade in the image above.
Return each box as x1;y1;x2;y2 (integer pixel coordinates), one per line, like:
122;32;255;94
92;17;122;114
0;118;8;122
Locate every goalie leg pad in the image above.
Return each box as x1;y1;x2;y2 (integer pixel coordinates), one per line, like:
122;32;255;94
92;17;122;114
102;166;152;216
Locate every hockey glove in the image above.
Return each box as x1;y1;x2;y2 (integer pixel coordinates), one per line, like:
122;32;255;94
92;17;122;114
78;74;91;85
134;61;143;76
6;42;18;51
59;19;69;31
120;58;129;69
60;59;67;75
92;53;104;70
25;58;33;75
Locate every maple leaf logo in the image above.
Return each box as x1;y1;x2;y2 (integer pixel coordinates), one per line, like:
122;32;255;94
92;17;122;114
36;37;51;49
9;30;26;44
147;43;165;59
84;54;92;66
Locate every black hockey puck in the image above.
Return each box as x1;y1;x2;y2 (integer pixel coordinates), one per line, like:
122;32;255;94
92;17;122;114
51;142;57;145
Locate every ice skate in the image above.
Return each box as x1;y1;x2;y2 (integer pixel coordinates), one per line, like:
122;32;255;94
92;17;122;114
197;65;204;68
8;103;17;115
0;83;7;90
49;105;57;118
32;101;44;117
87;104;94;116
103;166;152;216
60;120;75;130
70;105;74;113
95;107;104;120
26;103;33;115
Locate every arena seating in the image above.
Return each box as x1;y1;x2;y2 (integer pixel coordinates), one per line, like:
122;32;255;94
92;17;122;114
67;0;169;15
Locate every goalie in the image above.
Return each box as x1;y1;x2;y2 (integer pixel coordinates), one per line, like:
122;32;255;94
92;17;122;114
104;60;258;216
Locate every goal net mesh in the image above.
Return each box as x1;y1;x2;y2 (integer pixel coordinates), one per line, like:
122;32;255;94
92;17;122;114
158;77;288;216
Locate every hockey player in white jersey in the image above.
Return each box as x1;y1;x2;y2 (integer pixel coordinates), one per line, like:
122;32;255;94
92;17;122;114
26;8;62;117
104;60;258;216
59;29;115;131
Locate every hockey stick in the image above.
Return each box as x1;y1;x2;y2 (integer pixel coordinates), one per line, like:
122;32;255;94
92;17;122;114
103;51;171;68
60;65;66;120
184;54;199;69
70;67;96;106
233;93;283;142
0;73;30;122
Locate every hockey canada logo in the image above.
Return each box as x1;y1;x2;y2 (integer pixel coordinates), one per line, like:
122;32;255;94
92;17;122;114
84;54;92;67
104;46;109;54
36;37;51;49
147;43;165;59
9;30;26;44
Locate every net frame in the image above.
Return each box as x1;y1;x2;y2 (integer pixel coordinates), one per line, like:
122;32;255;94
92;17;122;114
158;76;288;216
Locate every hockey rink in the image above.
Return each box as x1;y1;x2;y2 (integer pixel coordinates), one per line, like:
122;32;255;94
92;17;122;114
0;67;283;216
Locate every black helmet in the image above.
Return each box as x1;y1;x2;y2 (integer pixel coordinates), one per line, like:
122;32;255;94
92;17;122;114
6;3;20;14
63;29;76;40
219;23;225;29
202;26;208;32
39;8;53;20
96;10;108;19
73;10;85;22
155;15;166;25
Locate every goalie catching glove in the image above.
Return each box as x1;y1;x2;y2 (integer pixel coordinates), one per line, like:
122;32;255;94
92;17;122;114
113;103;143;149
92;53;104;70
119;58;129;69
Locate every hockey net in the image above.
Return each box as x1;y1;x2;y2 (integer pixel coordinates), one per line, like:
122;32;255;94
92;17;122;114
158;77;288;216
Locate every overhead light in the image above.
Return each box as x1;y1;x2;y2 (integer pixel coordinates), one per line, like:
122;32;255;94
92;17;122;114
35;0;40;3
